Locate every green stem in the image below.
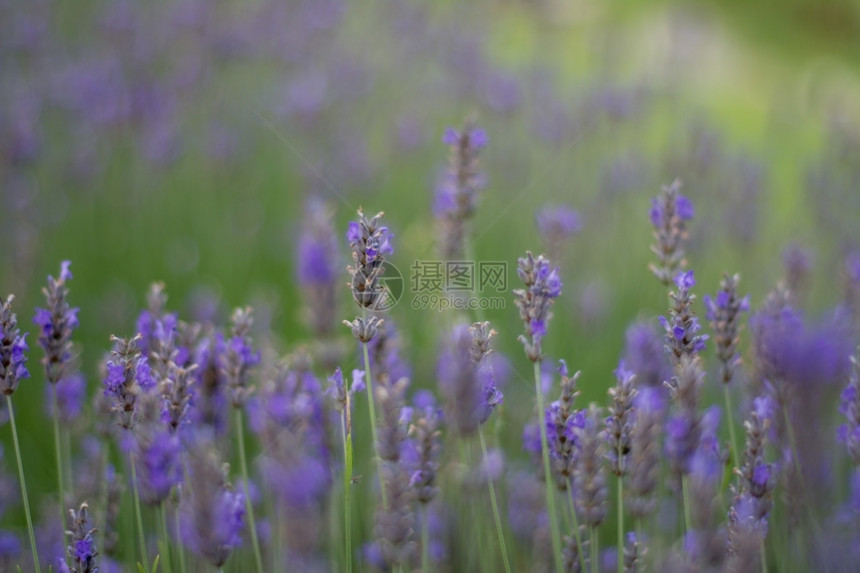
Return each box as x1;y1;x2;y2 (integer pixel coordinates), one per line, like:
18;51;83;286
723;384;740;472
341;414;353;573
6;396;41;573
534;361;564;573
761;538;768;573
175;507;188;573
617;476;624;573
567;488;588;573
362;340;387;508
681;476;693;534
479;426;512;573
52;388;67;532
130;451;148;567
590;526;599;573
157;505;172;573
235;409;265;573
421;505;430;573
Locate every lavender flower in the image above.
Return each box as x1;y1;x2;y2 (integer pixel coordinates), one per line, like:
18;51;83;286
733;395;775;531
513;251;563;362
34;261;79;385
840;348;860;465
435;122;488;259
622;321;672;388
660;270;708;367
545;361;584;489
604;362;637;477
64;502;98;573
191;331;229;436
180;446;245;568
573;404;608;527
221;307;260;408
376;377;410;464
135;428;182;506
45;373;86;423
0;295;29;396
437;322;502;436
626;387;665;520
535;204;581;262
648;180;693;285
366;320;412;388
375;462;416;568
408;403;442;504
136;282;169;361
161;362;196;433
296;198;341;337
623;532;641;573
345;208;394;312
703;273;749;384
102;335;155;430
664;355;705;476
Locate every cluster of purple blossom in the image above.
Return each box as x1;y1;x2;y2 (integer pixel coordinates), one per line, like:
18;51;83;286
2;116;860;573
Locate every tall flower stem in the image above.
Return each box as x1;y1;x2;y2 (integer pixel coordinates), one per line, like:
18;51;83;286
590;526;599;573
235;409;265;573
52;388;67;531
535;362;564;573
421;505;430;573
723;385;740;471
617;476;623;573
681;476;693;534
158;505;173;573
341;413;354;573
479;426;512;573
6;396;41;573
362;339;388;508
130;451;148;567
175;507;188;573
567;488;588;573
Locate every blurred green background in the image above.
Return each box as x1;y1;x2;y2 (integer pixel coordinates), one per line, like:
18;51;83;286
1;0;860;560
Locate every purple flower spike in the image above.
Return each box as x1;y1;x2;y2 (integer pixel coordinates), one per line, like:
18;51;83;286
649;180;693;285
436;121;488;259
345;209;395;314
705;273;749;384
102;334;153;430
840;347;860;465
661;269;708;367
65;503;97;573
514;251;563;362
34;261;79;385
1;295;30;396
438;322;502;436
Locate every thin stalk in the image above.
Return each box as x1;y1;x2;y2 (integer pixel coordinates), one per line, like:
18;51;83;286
617;476;623;573
235;409;265;573
341;413;354;573
723;384;740;471
175;506;188;573
6;396;41;573
681;476;692;534
362;340;388;508
534;361;564;573
130;451;148;567
52;388;67;531
421;505;430;573
590;526;599;573
158;505;173;573
760;538;768;573
567;488;588;573
478;426;512;573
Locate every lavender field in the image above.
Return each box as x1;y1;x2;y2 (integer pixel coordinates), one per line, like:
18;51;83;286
2;1;860;572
